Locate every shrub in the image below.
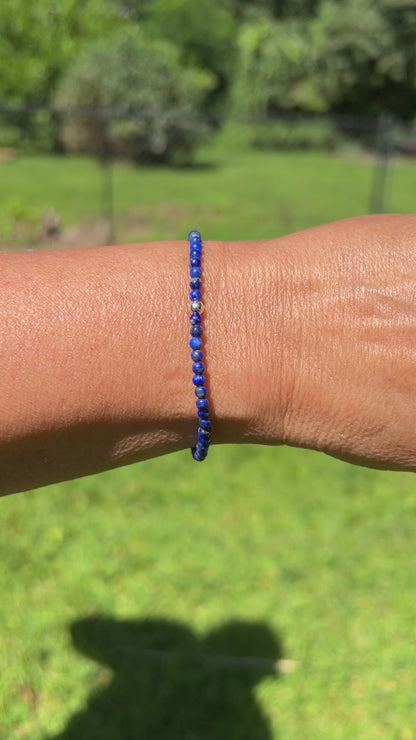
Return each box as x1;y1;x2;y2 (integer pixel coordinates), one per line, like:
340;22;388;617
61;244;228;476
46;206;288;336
250;118;343;151
55;28;214;164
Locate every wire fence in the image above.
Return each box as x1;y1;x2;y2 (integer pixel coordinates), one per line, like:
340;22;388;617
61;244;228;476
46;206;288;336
0;104;414;248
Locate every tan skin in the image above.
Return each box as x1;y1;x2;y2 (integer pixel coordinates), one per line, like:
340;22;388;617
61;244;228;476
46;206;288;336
0;213;415;495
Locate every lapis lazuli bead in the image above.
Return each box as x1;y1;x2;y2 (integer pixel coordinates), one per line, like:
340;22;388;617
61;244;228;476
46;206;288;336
190;337;202;350
190;278;202;289
195;386;206;398
192;361;204;374
191;349;203;362
198;409;210;419
196;398;209;409
190;267;202;279
190;258;201;267
190;289;202;302
198;426;211;437
190;325;203;337
190;312;202;325
188;230;201;241
199;418;211;429
190;252;202;262
193;374;205;387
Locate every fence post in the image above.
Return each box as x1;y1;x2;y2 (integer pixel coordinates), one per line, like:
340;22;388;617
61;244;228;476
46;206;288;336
369;112;394;214
100;113;115;244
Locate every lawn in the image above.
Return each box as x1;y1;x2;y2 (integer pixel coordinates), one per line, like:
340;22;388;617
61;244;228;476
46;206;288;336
1;138;416;739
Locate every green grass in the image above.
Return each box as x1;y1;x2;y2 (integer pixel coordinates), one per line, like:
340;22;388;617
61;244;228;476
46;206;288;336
1;135;415;245
1;140;416;739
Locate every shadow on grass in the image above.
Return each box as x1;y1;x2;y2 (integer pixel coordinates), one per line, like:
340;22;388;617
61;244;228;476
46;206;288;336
50;615;283;740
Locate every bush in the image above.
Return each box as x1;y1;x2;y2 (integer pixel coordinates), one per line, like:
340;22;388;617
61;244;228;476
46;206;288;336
250;118;343;151
55;28;215;164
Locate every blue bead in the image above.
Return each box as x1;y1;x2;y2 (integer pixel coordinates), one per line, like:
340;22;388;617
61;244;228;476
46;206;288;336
195;386;207;398
196;398;209;409
193;374;205;387
190;337;202;350
190;325;203;337
193;451;206;462
190;249;202;259
196;445;208;457
198;409;210;419
188;230;201;241
190;278;202;289
190;312;202;325
192;361;204;374
198;428;211;439
190;267;202;279
190;258;201;267
196;442;208;454
191;349;203;361
199;418;211;429
189;289;202;301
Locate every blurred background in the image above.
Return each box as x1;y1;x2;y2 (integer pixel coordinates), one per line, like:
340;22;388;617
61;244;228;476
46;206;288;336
1;1;416;739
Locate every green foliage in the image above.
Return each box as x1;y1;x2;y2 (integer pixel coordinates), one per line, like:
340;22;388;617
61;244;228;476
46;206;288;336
55;28;214;164
250;118;343;150
0;0;119;104
0;196;42;245
230;16;327;117
142;0;238;108
229;0;416;121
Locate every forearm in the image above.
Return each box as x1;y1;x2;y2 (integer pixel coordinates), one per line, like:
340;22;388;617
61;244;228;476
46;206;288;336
1;214;416;495
0;239;271;494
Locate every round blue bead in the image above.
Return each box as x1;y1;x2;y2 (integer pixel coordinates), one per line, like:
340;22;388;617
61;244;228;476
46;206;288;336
198;427;211;438
190;312;202;325
190;325;203;337
196;441;208;453
193;374;205;387
190;258;201;267
192;361;204;374
195;386;207;398
199;418;211;429
192;449;207;462
196;398;209;409
190;337;202;350
191;349;203;361
190;278;202;289
198;409;210;419
190;249;202;259
188;230;201;241
189;289;202;302
190;267;202;279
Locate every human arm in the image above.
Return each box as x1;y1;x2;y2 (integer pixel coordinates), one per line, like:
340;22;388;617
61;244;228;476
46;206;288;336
1;213;416;495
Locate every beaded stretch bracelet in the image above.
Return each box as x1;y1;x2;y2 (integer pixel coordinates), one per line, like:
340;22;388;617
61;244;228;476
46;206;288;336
189;230;211;461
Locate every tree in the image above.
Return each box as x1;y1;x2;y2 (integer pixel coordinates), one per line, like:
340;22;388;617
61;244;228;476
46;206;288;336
141;0;238;109
55;28;214;163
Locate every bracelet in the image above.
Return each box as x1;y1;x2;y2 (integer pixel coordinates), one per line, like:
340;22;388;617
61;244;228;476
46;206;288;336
188;230;211;461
